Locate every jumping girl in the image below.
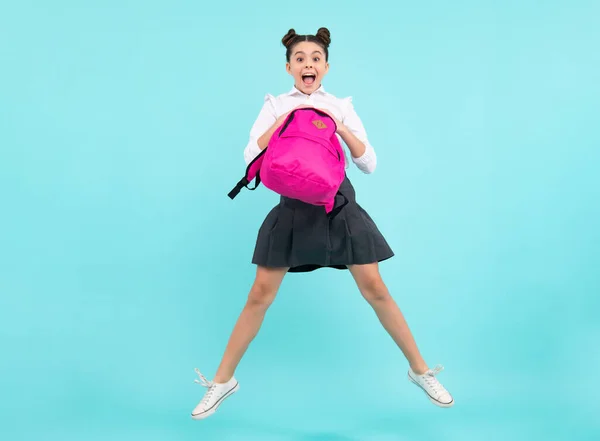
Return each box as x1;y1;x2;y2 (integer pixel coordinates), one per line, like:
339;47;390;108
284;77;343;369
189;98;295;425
191;27;454;420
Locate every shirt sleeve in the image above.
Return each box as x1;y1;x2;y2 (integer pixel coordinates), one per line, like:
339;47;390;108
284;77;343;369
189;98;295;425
243;94;277;165
341;97;377;174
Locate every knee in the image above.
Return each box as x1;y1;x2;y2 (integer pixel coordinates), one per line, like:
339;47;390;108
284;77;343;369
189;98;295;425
247;281;277;309
360;276;390;304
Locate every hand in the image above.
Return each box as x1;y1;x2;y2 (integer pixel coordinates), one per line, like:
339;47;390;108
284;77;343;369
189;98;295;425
314;108;347;135
274;105;307;124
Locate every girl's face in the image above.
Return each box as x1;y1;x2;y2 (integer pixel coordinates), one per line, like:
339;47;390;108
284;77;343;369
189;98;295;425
286;41;329;94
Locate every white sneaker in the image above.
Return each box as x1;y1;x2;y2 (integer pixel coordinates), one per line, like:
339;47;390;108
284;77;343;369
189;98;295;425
408;364;454;408
190;368;239;420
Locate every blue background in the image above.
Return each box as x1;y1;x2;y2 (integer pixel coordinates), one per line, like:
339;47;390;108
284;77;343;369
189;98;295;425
1;1;599;440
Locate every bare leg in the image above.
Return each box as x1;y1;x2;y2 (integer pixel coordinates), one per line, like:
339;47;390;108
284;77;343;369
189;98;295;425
348;263;429;375
213;266;288;383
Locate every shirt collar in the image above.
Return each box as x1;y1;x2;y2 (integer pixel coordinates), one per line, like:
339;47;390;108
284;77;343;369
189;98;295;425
286;84;327;97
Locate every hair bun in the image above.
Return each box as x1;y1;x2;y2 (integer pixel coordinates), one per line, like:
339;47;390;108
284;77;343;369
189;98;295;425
316;27;331;46
282;28;297;47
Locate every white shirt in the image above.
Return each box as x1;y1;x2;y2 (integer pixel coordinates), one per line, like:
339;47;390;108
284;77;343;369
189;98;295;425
243;85;377;174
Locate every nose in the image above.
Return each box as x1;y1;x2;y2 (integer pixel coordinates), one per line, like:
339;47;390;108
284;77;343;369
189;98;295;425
305;61;312;68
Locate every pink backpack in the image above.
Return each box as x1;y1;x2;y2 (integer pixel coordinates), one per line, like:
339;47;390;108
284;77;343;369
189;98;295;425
229;107;348;215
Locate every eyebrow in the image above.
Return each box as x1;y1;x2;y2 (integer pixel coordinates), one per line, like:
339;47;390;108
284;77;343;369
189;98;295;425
294;50;323;56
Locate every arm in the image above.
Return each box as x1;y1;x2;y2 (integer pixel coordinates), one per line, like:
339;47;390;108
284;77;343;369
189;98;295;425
244;95;279;165
340;98;377;174
244;97;303;165
337;125;366;159
257;115;287;149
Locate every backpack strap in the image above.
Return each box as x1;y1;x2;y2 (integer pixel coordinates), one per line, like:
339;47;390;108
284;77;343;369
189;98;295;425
326;191;349;219
228;145;268;200
228;172;261;199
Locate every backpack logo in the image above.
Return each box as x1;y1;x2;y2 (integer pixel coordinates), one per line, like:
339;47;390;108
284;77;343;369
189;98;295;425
312;119;327;129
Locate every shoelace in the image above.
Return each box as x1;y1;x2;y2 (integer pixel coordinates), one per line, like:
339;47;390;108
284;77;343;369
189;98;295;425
194;368;217;406
422;365;445;394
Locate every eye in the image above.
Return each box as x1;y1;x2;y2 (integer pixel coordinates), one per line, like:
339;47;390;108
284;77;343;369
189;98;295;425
313;57;320;62
297;57;303;62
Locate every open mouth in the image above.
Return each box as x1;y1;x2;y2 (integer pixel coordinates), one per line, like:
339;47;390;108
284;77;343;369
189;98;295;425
302;73;316;86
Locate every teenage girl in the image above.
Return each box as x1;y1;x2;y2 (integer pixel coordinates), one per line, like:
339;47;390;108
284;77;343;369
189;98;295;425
191;27;454;420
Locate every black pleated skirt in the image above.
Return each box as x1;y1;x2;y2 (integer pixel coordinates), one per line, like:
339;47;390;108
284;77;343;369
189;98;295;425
252;175;394;272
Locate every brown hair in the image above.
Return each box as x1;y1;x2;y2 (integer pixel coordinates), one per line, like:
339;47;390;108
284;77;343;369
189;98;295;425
281;27;331;62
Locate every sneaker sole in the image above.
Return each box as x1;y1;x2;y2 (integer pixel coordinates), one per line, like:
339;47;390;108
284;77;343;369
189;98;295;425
191;382;240;420
407;373;454;408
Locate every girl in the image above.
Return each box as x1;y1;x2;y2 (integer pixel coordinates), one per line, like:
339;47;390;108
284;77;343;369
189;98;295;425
191;27;454;420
